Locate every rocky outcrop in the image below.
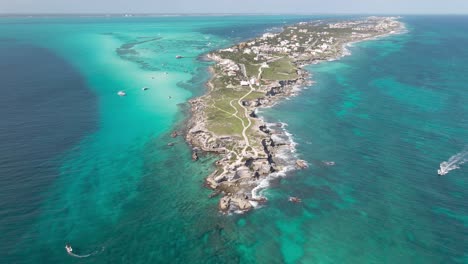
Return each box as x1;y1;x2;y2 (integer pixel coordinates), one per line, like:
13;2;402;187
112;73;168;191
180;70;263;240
296;160;308;169
192;151;199;161
219;194;253;213
184;70;307;213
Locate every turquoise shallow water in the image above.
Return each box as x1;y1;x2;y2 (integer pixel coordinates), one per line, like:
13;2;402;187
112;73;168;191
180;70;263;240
0;15;467;263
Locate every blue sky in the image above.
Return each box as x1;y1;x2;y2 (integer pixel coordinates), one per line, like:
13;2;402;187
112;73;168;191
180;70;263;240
1;0;467;14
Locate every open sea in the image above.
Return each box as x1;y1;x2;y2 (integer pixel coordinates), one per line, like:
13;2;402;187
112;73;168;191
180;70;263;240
0;15;467;263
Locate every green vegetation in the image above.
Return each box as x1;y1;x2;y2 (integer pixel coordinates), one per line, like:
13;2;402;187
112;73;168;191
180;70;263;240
244;91;265;100
205;18;397;137
218;51;257;65
205;88;264;136
261;57;298;80
206;105;242;136
245;63;260;78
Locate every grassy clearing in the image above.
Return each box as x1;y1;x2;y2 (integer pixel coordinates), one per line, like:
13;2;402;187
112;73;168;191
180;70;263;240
261;57;298;80
244;91;265;100
245;63;260;78
205;88;264;136
206;105;243;136
218;51;256;64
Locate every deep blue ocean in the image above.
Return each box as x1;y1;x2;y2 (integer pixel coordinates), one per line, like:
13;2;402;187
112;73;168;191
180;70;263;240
0;15;467;263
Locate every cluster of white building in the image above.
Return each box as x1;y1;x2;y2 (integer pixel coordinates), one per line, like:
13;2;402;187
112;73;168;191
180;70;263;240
220;25;336;63
328;17;399;33
240;77;259;86
218;59;240;77
215;17;401;87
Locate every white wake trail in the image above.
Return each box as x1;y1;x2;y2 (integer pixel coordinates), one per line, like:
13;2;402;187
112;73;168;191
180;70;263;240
66;246;105;258
68;252;92;258
438;149;468;175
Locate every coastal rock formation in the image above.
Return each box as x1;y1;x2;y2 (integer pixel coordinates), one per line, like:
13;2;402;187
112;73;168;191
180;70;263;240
191;151;199;161
186;17;403;214
296;160;308;169
218;194;253;213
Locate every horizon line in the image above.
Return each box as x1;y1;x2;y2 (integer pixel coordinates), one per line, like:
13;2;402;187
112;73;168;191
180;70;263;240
1;12;468;16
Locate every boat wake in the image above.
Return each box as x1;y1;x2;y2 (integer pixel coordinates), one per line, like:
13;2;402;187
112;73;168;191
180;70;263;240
438;149;468;176
68;252;92;258
66;246;104;258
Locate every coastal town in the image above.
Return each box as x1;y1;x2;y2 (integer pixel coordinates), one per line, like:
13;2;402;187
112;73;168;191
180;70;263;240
186;17;403;213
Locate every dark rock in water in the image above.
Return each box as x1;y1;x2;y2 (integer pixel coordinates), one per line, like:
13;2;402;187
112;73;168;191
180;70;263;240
209;190;221;198
171;131;178;138
253;196;268;204
192;151;199;161
167;142;175;146
296;160;308;169
249;111;257;118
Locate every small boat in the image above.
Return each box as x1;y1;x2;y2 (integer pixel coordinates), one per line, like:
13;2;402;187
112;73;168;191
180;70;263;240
117;91;126;96
142;87;149;91
175;55;183;59
437;168;447;176
288;196;301;203
65;244;73;254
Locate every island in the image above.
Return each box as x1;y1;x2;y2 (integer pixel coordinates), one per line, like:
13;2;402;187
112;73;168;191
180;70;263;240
186;17;404;213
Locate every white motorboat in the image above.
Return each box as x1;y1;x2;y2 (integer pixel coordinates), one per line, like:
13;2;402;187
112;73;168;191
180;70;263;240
437;168;448;176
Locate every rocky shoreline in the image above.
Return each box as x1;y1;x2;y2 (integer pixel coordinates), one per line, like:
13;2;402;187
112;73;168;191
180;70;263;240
186;64;310;213
185;17;404;214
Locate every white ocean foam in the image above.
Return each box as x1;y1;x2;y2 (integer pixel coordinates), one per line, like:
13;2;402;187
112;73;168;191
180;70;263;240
251;121;299;199
291;85;302;93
